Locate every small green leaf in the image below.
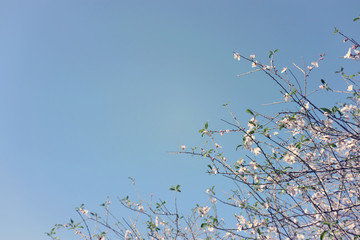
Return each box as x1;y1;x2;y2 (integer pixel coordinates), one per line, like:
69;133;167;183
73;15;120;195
320;230;328;240
268;49;278;58
201;223;208;228
320;108;332;114
170;185;181;192
353;17;360;22
205;122;209;129
322;221;331;226
246;109;254;115
222;102;230;106
333;27;339;34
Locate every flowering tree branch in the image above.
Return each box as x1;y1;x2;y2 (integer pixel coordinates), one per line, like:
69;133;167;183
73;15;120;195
47;23;360;240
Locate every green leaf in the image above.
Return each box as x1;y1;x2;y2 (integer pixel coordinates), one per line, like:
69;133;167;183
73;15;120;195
320;108;332;114
268;49;278;58
333;27;339;34
354;17;360;22
205;122;208;129
201;223;208;228
246;109;254;115
322;221;331;226
222;102;230;106
170;185;181;192
320;230;328;240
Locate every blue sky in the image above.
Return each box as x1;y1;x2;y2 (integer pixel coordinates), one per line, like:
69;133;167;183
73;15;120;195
0;1;359;239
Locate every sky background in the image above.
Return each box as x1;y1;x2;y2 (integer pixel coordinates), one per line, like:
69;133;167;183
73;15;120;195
0;1;359;239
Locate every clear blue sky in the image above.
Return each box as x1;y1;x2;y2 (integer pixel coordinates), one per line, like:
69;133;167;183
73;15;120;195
0;1;359;239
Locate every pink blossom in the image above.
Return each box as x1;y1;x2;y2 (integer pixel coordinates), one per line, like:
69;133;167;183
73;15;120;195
344;48;352;59
234;52;240;61
311;62;319;68
253;147;261;156
124;230;132;239
283;94;290;102
138;205;144;212
249;161;257;170
214;143;222;148
79;208;89;215
236;214;246;224
238;166;248;174
197;206;210;217
305;102;309;109
236;223;243;232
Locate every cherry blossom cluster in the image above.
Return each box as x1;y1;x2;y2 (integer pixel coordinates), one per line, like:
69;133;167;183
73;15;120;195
47;28;360;240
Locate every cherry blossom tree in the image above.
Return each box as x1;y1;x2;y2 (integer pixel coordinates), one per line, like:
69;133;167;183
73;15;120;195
47;21;360;240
